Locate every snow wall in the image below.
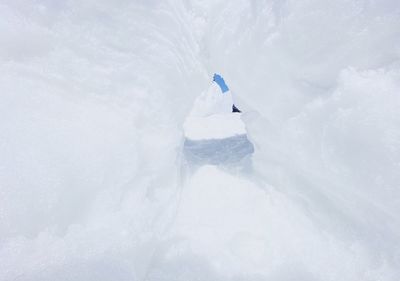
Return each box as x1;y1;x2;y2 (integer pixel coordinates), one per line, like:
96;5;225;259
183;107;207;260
1;0;400;280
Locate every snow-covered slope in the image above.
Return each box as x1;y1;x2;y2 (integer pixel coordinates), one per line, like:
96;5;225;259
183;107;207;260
1;0;400;280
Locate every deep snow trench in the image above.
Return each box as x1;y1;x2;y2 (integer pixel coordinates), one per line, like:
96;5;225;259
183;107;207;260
1;1;400;280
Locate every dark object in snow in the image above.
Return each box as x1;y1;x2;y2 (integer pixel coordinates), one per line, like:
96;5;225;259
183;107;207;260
232;104;241;113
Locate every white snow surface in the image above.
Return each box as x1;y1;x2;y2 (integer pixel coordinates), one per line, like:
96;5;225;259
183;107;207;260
1;0;400;281
184;113;246;140
183;82;245;140
188;83;234;117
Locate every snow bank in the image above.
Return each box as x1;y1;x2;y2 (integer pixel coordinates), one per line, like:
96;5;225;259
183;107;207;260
184;113;246;140
1;0;399;280
155;165;395;280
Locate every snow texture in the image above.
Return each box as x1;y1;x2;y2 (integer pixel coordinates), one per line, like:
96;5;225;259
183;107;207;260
183;113;246;140
1;0;400;280
188;83;234;117
184;134;254;165
183;81;253;165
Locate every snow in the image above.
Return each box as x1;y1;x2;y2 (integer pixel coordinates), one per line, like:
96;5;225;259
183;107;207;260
183;113;246;140
182;82;253;165
188;83;234;117
183;80;246;140
1;0;400;280
167;165;379;279
183;134;254;165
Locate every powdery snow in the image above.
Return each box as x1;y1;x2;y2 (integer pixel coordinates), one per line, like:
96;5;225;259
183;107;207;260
183;113;246;140
1;0;400;280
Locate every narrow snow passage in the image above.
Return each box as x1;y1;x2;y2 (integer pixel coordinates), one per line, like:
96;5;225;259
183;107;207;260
0;0;400;280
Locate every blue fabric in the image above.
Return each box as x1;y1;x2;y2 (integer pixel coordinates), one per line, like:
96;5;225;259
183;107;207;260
213;73;229;93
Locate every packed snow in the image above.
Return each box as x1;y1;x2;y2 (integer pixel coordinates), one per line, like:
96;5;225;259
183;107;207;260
1;0;400;281
183;88;253;166
184;114;246;140
183;82;245;140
